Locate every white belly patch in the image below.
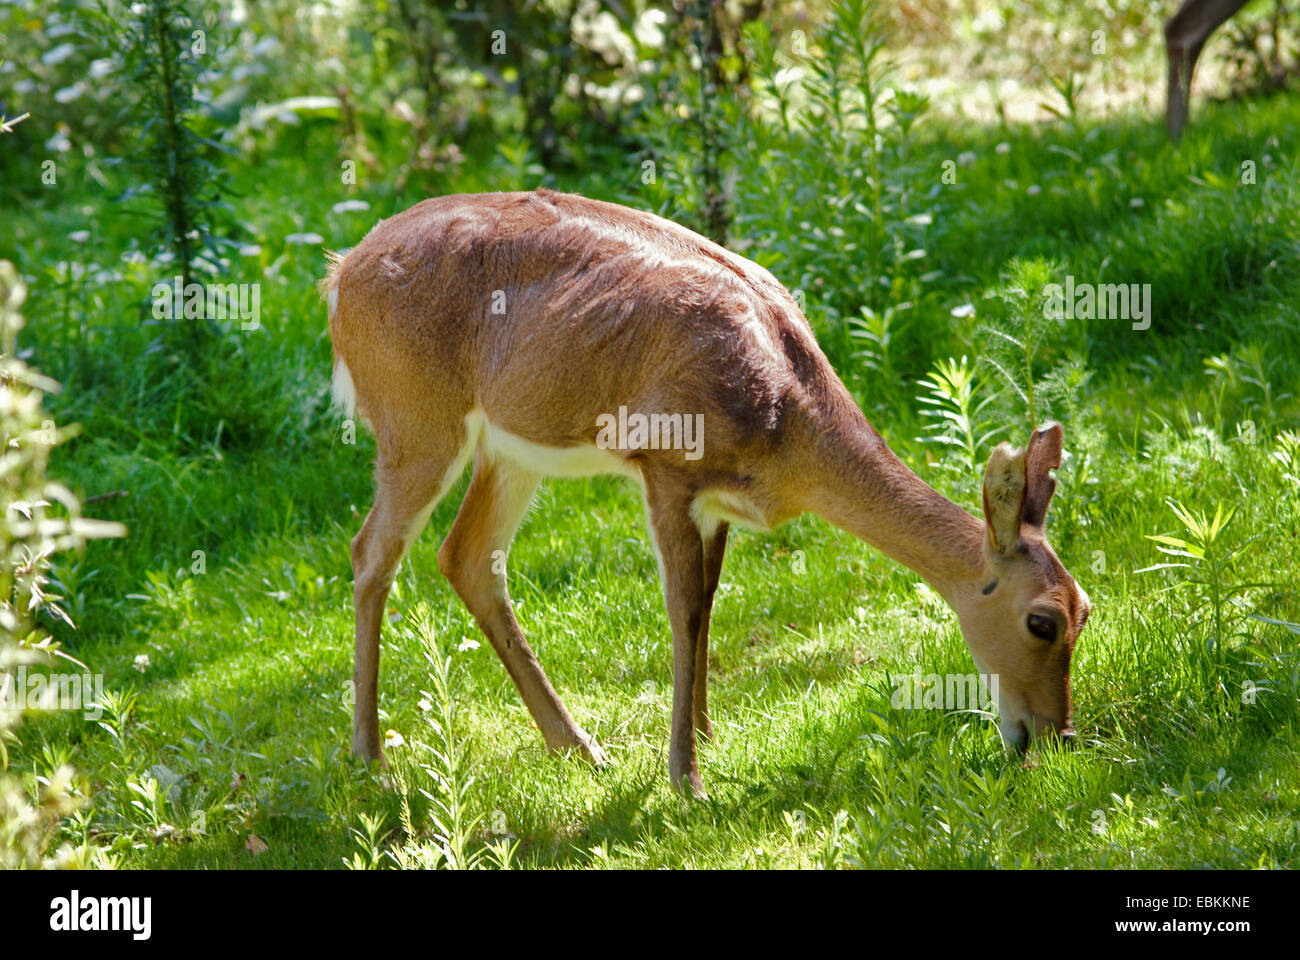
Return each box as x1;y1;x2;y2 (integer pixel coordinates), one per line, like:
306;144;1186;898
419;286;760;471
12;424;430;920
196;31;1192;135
478;414;640;480
470;411;772;534
691;489;772;534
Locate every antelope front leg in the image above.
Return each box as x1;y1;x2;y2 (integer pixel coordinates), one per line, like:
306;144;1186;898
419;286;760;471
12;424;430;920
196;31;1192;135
645;482;708;797
695;522;729;740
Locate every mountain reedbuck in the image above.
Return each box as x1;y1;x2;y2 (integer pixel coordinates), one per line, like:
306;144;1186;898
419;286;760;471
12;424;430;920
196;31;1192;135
323;189;1091;796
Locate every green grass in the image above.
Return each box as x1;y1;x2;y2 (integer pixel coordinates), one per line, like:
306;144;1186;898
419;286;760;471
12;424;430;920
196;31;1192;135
6;85;1300;868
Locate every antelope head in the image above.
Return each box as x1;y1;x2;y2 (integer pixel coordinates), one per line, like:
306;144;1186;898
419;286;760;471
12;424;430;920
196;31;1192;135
957;422;1091;750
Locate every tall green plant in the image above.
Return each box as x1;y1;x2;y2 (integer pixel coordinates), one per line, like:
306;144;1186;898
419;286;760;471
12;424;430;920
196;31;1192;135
96;0;235;344
736;1;934;368
1139;498;1269;696
979;258;1063;431
687;0;731;245
0;262;125;868
379;614;515;871
915;355;999;476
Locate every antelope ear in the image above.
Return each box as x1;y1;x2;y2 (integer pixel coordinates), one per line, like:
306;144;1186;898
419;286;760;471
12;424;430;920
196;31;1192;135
982;441;1027;556
1022;421;1063;529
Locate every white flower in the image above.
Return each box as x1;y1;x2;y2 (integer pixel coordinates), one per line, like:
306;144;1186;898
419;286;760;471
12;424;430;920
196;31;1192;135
458;637;480;653
133;654;151;672
634;9;667;47
42;43;77;66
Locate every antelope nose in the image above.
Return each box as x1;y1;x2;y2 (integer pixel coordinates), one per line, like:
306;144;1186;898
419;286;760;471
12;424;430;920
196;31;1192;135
1028;714;1075;745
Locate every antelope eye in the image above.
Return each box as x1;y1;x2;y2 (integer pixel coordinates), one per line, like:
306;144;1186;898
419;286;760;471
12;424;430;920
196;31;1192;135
1027;614;1056;642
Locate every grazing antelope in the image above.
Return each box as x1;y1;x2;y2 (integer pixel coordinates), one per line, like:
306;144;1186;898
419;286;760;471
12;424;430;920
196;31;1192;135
324;189;1091;797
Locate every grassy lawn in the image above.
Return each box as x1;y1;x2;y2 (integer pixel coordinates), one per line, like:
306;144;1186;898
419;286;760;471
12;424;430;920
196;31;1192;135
6;64;1300;868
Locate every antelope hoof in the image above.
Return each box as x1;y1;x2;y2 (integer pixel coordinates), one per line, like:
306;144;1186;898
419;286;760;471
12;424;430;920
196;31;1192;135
548;728;609;769
579;736;610;769
670;763;708;800
352;730;383;765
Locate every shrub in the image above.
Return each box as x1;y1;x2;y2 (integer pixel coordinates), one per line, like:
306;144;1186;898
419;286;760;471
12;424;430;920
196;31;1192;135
0;262;124;868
